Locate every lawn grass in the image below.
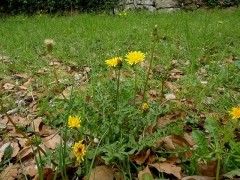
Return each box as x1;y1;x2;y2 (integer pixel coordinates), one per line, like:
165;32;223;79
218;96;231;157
0;8;240;179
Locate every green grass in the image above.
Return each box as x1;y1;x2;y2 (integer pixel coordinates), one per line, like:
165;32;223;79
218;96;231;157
0;8;240;179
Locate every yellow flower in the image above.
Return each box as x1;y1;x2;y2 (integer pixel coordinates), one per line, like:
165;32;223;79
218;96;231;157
229;107;240;120
119;13;122;16
105;57;122;67
124;12;127;16
73;140;86;162
125;51;145;65
142;103;149;111
218;21;223;24
68;115;81;128
44;39;54;53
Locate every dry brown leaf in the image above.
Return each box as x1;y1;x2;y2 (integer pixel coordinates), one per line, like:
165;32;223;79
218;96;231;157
84;66;91;72
149;90;157;96
181;176;215;180
49;61;61;66
146;154;157;164
138;166;153;180
43;134;61;150
184;132;195;146
31;117;43;132
3;83;15;90
169;68;184;74
165;82;177;93
197;161;217;177
18;85;28;90
16;138;27;148
129;149;151;165
17;146;35;162
168;135;191;147
0;116;9;125
15;73;28;79
86;165;116;180
11;141;20;158
157;111;186;128
24;163;38;176
33;166;53;180
153;135;192;153
0;163;19;180
149;162;181;179
163;136;176;150
23;78;33;87
114;172;124;180
166;156;181;164
39;124;53;136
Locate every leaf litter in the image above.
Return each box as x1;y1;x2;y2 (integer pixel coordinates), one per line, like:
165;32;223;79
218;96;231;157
0;25;240;180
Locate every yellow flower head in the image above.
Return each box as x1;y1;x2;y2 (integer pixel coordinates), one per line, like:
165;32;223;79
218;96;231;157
124;12;127;16
218;21;223;24
105;57;122;67
73;140;86;162
229;107;240;120
68;115;81;128
125;51;145;65
44;39;54;53
142;103;149;111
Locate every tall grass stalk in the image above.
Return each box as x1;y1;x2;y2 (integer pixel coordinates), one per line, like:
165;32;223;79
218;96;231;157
142;25;159;103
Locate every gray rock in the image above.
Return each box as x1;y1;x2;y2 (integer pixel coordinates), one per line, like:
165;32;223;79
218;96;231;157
137;0;154;5
154;0;178;8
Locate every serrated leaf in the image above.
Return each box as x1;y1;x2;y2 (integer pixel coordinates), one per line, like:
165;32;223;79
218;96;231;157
223;169;240;179
192;130;209;155
204;117;219;144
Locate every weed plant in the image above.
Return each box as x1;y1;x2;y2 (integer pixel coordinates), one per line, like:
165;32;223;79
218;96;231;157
0;8;240;179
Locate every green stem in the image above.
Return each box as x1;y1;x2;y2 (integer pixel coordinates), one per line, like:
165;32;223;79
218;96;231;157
216;120;239;180
142;35;157;103
51;55;68;102
134;67;137;105
115;68;121;111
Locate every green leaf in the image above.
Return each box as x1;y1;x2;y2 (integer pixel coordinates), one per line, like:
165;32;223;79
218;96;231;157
4;144;13;159
192;130;209;156
223;169;240;179
204;117;219;144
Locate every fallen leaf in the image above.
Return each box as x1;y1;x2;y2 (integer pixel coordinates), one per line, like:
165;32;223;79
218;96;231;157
31;117;43;132
149;90;157;96
129;149;151;165
15;73;28;79
197;161;217;177
0;163;19;180
114;172;124;180
181;176;215;180
86;165;116;180
165;82;177;93
11;141;20;158
23;78;33;87
149;162;181;179
17;146;35;162
43;134;61;150
25;163;38;176
3;83;15;90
